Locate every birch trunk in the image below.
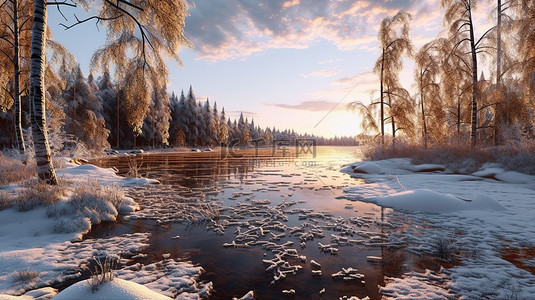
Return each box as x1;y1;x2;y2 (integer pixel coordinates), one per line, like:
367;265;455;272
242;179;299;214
13;0;25;154
380;50;385;148
468;5;478;147
420;76;427;149
30;0;57;184
494;0;502;145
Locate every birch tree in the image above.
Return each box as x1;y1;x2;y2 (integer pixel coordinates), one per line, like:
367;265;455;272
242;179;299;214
0;0;32;154
438;37;472;143
29;0;191;183
513;0;535;100
442;0;494;146
374;11;412;147
414;41;444;147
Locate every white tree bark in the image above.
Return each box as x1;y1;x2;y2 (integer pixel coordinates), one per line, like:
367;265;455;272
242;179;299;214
30;0;57;184
12;0;25;154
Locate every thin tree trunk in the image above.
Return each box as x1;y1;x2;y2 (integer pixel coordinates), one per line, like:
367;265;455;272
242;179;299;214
468;6;478;147
420;75;427;149
388;91;395;147
117;88;120;148
494;0;502;146
13;0;25;154
30;0;57;184
457;100;461;144
380;50;385;148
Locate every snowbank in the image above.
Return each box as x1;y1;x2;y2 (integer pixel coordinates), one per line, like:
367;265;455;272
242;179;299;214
341;158;535;298
0;160;170;298
373;189;506;213
56;159;160;186
53;278;171;300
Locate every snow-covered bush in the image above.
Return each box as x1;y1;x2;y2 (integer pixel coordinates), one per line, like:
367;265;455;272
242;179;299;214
17;180;68;211
47;181;138;235
363;143;493;174
493;144;535;175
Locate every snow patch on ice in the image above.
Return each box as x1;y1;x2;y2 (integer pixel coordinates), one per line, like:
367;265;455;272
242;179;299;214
0;233;150;296
380;269;456;300
116;259;212;299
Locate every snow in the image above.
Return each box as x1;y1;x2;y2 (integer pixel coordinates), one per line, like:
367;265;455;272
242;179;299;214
0;233;150;296
372;189;506;213
0;159;209;300
341;157;535;298
53;278;171;300
380;269;456;300
55;159;160;186
351;162;382;174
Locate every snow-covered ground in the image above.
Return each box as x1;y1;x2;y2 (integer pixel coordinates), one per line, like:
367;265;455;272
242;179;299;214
341;158;535;299
0;158;211;299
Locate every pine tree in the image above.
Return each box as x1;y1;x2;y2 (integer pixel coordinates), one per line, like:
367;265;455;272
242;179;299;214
218;107;229;145
185;86;199;146
170;90;187;146
62;65;110;152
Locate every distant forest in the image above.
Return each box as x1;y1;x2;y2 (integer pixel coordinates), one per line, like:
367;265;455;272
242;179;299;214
0;68;356;152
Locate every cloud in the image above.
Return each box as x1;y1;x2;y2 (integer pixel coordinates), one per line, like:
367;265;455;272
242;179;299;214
184;0;427;61
227;111;258;119
333;71;377;87
267;100;345;112
300;68;340;78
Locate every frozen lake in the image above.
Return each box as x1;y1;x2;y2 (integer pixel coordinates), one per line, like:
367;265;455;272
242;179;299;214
87;146;436;299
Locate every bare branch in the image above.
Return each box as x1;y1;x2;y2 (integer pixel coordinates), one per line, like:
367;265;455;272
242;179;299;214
0;35;15;47
46;1;76;7
59;14;120;30
475;26;496;48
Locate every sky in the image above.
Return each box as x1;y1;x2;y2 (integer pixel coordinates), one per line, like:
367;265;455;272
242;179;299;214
48;0;496;138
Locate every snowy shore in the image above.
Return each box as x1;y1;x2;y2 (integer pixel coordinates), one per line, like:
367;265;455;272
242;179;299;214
341;158;535;299
0;158;211;300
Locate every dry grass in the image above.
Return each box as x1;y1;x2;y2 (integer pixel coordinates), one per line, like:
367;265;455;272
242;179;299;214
432;235;456;263
71;181;126;210
16;268;40;284
363;142;535;174
88;255;119;293
17;180;69;211
0;153;35;185
0;191;10;210
125;157;142;178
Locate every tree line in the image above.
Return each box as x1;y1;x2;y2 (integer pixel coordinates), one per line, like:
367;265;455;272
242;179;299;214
0;0;191;184
0;73;356;153
348;0;535;149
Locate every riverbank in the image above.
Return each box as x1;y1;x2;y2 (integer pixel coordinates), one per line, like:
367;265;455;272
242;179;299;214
340;158;535;299
0;157;211;299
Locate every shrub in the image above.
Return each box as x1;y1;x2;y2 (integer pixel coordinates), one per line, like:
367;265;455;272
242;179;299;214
16;268;40;284
87;255;119;293
363;143;494;174
17;180;68;211
47;181;137;234
432;235;456;262
0;191;10;210
0;152;35;185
